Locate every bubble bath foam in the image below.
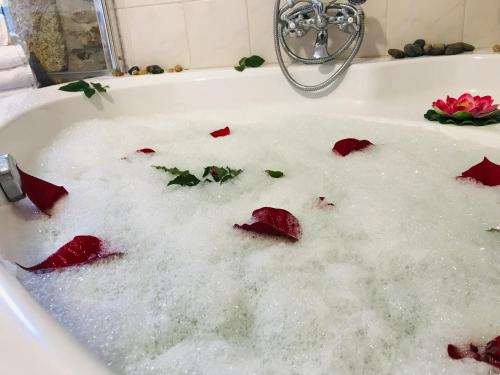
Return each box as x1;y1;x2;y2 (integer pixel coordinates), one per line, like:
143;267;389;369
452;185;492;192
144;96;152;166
17;108;500;375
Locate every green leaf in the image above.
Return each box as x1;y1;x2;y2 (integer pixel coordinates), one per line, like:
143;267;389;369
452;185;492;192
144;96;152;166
202;166;242;184
234;65;246;72
167;173;200;187
153;166;187;175
59;80;90;92
245;55;265;68
91;82;108;93
424;109;500;126
266;170;284;178
83;87;96;98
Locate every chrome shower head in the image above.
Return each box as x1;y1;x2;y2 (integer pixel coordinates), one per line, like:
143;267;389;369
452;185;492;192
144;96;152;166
0;154;25;202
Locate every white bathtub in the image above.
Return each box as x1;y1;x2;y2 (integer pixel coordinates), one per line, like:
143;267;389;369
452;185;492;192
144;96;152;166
0;53;499;374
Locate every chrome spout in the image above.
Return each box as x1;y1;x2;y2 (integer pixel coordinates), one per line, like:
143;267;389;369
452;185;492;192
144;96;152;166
0;154;25;202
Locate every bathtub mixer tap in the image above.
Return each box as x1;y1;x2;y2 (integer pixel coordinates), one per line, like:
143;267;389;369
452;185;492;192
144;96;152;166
274;0;366;92
0;154;25;202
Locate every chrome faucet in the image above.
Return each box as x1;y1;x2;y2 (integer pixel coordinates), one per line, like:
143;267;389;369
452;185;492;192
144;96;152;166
0;154;25;202
274;0;366;92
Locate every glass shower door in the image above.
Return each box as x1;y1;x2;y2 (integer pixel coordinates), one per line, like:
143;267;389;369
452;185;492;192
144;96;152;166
3;0;123;84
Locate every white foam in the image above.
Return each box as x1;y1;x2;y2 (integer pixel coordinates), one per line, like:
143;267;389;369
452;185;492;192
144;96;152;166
16;105;500;375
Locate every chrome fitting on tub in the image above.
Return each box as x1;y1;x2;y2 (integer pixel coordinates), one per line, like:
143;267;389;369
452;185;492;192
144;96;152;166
274;0;366;92
0;154;25;202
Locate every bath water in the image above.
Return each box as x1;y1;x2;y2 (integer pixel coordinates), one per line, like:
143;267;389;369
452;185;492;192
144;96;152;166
16;107;500;375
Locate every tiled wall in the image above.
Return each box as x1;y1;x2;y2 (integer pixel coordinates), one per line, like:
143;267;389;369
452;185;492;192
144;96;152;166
115;0;500;69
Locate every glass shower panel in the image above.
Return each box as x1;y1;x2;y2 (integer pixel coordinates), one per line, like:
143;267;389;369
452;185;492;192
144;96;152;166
3;0;122;83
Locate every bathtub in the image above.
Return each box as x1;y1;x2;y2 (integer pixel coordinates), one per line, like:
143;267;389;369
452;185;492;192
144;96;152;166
0;53;499;374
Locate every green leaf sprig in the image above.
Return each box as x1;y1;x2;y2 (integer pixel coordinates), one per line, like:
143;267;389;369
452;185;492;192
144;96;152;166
265;170;285;178
424;109;500;126
153;165;243;187
203;166;243;184
234;55;265;72
59;80;109;98
153;166;200;187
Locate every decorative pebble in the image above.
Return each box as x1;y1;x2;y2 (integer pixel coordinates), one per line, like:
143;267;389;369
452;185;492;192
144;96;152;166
428;44;446;56
167;68;175;73
423;44;432;54
461;42;475;52
404;43;423;58
146;65;164;74
445;43;464;55
493;44;500;53
174;64;184;72
112;69;124;77
138;68;149;75
128;66;140;75
414;39;426;48
388;49;406;59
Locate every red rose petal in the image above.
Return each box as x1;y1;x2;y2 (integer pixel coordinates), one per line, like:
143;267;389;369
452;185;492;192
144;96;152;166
210;127;231;138
17;235;123;273
17;167;68;216
234;207;301;241
448;336;500;370
448;344;465;360
136;148;156;154
333;138;374;157
318;197;335;207
458;157;500;187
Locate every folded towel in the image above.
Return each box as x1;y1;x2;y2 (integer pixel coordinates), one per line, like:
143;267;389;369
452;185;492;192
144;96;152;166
0;45;27;70
0;65;35;91
0;14;8;46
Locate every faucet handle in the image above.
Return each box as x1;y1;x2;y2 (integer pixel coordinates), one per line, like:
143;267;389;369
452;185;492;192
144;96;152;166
348;0;366;5
0;154;25;202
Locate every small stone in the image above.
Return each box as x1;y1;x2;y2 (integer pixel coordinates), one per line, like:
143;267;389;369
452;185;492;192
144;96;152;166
174;64;183;72
428;44;445;56
167;68;175;73
146;65;164;74
493;44;500;53
404;44;423;57
423;44;432;54
433;43;445;50
128;66;140;75
461;42;475;52
414;39;426;48
388;49;406;59
445;43;464;55
112;69;124;77
138;68;149;75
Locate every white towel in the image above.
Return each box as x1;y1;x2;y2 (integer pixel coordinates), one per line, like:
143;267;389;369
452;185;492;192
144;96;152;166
0;45;27;70
0;14;8;46
0;65;35;91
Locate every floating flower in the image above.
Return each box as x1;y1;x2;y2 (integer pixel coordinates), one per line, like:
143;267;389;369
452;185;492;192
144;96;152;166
433;94;499;120
333;138;374;157
17;236;123;273
448;336;500;369
17;167;68;215
234;207;301;241
458;157;500;187
210;126;231;138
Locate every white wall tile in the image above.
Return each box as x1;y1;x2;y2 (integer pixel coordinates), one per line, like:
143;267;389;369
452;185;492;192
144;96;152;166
116;3;190;68
359;0;388;57
386;0;465;49
184;0;250;68
115;0;184;10
463;0;500;48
